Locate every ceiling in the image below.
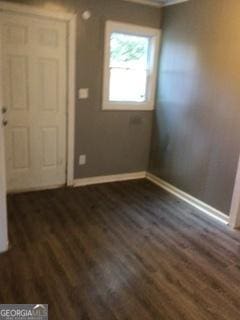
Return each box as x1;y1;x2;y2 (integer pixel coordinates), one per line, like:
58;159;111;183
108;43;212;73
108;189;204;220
122;0;189;7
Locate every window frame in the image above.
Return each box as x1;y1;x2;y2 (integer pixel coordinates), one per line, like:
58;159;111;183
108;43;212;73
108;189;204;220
102;21;161;111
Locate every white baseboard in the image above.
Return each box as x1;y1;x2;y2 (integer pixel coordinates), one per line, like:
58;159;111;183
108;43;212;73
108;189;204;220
73;170;229;225
0;241;8;254
74;171;147;187
146;172;229;224
8;184;65;194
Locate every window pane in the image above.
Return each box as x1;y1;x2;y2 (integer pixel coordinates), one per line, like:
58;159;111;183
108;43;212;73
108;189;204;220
110;33;149;69
109;32;149;102
109;68;147;102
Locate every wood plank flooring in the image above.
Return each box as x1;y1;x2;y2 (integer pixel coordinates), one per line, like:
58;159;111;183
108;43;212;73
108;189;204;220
1;179;240;319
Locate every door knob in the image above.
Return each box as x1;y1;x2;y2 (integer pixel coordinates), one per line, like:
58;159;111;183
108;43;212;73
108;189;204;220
2;119;8;127
1;107;7;114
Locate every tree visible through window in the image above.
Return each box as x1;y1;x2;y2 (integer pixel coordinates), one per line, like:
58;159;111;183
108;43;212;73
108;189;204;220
109;33;149;102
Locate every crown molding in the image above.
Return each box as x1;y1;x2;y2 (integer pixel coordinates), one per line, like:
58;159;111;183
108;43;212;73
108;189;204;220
163;0;189;6
121;0;162;7
121;0;188;7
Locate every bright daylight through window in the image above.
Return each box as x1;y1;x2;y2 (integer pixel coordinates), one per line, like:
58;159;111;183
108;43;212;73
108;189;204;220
110;33;149;103
103;21;160;111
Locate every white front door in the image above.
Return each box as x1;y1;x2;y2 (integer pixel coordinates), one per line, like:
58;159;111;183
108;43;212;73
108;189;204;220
0;23;8;252
0;12;67;192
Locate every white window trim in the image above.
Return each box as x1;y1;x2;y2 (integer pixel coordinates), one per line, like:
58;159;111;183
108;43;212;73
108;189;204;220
102;21;161;111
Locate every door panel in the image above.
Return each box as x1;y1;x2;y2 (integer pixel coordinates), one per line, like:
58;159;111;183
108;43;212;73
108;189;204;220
1;12;67;192
4;24;28;45
38;27;58;48
8;55;29;110
38;58;59;111
11;127;30;170
42;127;58;168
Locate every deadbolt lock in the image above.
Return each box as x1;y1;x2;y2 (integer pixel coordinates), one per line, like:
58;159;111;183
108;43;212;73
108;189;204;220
1;107;7;114
2;119;8;127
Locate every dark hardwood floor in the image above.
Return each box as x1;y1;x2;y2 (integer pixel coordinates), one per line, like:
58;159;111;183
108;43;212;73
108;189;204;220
1;179;240;319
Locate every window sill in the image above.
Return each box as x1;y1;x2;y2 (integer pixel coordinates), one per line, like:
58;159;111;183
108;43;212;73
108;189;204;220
102;102;154;111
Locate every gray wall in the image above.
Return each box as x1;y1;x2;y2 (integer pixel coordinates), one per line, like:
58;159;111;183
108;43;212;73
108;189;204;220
11;0;161;178
149;0;240;214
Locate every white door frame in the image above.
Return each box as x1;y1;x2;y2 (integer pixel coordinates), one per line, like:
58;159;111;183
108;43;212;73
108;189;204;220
0;1;77;187
0;19;8;253
229;155;240;228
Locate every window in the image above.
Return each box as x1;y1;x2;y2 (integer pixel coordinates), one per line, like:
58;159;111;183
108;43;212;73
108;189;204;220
103;21;160;111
